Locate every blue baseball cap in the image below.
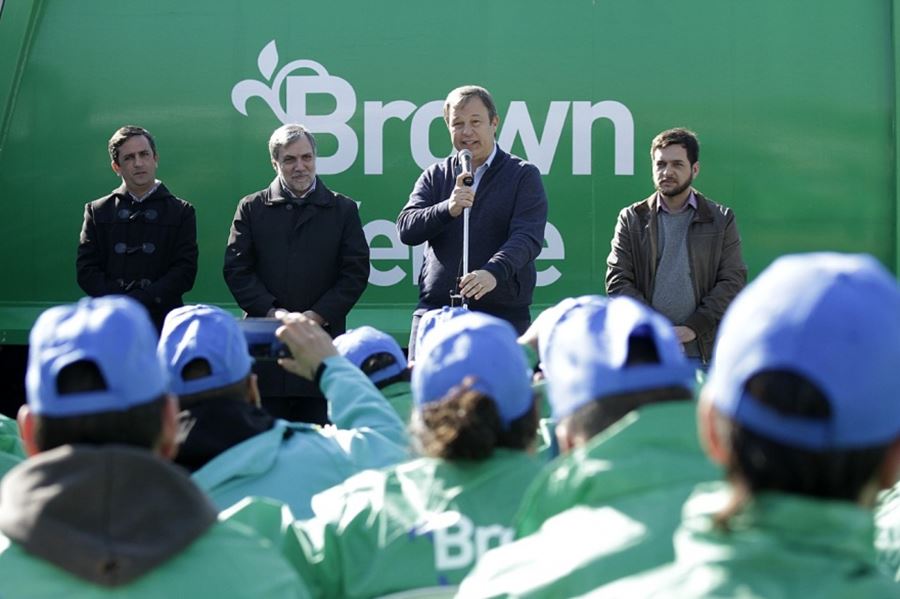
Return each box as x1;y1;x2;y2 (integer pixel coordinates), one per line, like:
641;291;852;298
334;326;407;384
412;312;532;428
26;296;168;417
536;295;608;362
158;304;253;396
414;306;469;361
707;252;900;450
544;297;695;420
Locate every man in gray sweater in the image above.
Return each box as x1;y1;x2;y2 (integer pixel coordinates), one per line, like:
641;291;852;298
606;128;746;365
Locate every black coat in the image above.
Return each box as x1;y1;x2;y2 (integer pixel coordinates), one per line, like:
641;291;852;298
76;183;198;329
224;177;370;401
223;177;370;335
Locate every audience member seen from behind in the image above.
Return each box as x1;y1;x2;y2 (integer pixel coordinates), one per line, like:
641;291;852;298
0;296;308;597
288;312;543;598
158;305;408;518
334;326;412;422
595;252;900;598
514;294;609;458
460;297;715;597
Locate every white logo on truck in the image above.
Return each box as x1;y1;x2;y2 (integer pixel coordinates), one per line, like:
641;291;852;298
231;40;634;288
231;40;634;176
232;41;358;174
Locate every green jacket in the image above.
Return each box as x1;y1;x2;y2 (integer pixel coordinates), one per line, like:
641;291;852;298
0;445;310;597
0;518;311;598
192;355;409;517
458;401;717;597
515;401;716;536
289;449;543;598
592;483;899;598
381;379;413;422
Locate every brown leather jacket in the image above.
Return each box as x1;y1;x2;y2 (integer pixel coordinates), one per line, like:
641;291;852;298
606;190;747;362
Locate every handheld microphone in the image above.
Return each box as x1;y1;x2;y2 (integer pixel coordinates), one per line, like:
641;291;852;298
458;149;474;186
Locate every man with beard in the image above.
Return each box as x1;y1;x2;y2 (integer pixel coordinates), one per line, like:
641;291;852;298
606;128;746;365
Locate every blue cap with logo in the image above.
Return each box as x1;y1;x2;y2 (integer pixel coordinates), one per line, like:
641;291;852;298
414;306;469;361
158;304;253;396
412;312;532;428
334;326;407;384
707;252;900;450
544;297;695;420
26;296;168;417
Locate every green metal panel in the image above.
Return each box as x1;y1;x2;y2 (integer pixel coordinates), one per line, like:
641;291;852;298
0;0;896;344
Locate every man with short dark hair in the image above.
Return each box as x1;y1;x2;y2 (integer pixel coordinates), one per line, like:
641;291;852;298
77;126;198;330
224;124;370;424
0;296;309;596
606;128;746;364
397;85;548;356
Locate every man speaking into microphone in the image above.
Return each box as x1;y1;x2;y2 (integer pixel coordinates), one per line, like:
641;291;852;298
397;85;548;355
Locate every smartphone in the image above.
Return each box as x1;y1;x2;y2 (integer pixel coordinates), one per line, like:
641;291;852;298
238;318;291;360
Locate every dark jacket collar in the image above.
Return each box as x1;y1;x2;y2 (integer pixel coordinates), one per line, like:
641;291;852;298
265;176;332;208
176;398;276;472
112;182;174;204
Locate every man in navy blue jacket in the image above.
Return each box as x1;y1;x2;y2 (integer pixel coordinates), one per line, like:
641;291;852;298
397;85;548;355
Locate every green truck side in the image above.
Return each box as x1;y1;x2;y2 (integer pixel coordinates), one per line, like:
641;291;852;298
1;0;898;349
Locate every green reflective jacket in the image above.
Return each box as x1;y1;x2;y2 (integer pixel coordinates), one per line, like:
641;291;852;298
458;401;716;597
289;449;543;598
592;483;899;598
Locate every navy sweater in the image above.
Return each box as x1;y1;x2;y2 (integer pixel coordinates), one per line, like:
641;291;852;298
396;147;548;320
